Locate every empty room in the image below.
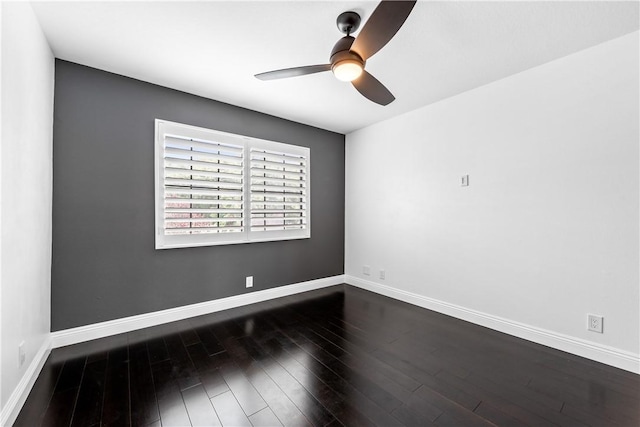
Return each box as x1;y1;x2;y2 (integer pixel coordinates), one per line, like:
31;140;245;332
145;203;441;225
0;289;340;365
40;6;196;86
1;1;639;426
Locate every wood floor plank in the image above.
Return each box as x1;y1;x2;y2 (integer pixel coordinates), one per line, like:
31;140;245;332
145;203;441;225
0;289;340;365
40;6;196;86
528;373;640;424
391;404;440;427
248;407;283;427
185;342;231;399
186;340;230;372
102;346;131;426
151;360;192;427
53;356;86;392
411;385;495;427
473;401;530;427
372;344;444;377
434;411;491;427
416;371;482;412
147;336;170;365
243;362;312;427
560;402;628;427
164;333;201;391
130;342;160;427
210;390;252;427
70;358;107;427
180;328;202;347
194;325;226;356
41;386;79;427
218;364;268;416
435;370;585;427
209;316;247;345
200;369;231;399
465;371;563;413
539;356;640;395
182;384;222;426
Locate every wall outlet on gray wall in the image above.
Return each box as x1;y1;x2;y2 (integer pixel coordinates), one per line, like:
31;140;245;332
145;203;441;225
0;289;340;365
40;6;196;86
246;276;254;288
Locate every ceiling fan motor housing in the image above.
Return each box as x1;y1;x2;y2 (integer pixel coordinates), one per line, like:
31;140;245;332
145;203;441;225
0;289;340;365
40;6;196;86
330;36;365;71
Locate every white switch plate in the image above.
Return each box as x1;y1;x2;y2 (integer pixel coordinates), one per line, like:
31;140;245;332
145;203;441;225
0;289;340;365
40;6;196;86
363;265;371;276
588;314;603;333
18;341;26;368
461;174;469;187
246;276;253;288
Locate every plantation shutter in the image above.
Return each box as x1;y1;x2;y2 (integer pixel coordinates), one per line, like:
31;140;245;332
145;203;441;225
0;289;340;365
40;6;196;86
155;119;309;249
162;134;244;236
250;147;308;232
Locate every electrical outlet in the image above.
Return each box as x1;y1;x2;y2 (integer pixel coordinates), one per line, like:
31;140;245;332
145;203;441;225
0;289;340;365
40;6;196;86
363;265;370;276
379;270;385;280
588;314;603;333
18;341;26;368
246;276;253;288
461;174;469;187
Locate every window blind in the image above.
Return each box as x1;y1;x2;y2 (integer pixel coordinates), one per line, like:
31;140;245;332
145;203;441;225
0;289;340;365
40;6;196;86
162;134;244;236
155;119;310;249
250;147;308;232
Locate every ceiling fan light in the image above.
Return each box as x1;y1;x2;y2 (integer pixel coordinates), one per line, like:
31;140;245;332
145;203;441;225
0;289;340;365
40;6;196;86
332;60;363;82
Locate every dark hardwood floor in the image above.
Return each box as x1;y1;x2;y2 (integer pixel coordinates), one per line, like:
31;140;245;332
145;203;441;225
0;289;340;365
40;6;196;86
15;285;640;427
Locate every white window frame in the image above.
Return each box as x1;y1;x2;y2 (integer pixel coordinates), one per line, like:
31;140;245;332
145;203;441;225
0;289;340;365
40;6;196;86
155;119;310;249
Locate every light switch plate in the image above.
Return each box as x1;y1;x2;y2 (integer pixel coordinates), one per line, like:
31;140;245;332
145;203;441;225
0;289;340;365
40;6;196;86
461;174;469;186
18;341;26;368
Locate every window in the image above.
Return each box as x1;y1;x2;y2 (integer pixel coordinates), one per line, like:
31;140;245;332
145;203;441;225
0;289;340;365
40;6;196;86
155;119;310;249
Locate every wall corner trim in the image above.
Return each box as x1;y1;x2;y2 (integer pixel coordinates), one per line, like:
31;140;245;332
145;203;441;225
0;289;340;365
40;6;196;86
345;275;640;374
51;275;345;349
0;336;52;427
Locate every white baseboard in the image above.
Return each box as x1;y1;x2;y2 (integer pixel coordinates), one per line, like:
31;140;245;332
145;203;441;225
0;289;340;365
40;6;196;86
345;275;640;374
0;336;52;427
51;275;345;349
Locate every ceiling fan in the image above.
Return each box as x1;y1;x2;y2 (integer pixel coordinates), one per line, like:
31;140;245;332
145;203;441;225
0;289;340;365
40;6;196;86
255;1;417;106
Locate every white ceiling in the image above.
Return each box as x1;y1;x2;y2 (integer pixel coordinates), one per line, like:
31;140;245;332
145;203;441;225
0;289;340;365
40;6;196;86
31;1;639;134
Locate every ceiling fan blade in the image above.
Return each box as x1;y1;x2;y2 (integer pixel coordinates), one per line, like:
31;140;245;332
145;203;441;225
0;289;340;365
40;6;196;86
350;0;416;61
352;70;395;106
255;64;331;81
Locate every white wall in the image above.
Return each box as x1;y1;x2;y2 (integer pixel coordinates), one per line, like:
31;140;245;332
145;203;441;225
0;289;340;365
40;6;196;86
0;1;54;422
346;32;639;371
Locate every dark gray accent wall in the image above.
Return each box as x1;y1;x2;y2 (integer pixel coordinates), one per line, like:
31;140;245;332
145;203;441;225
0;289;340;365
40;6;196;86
52;60;345;331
